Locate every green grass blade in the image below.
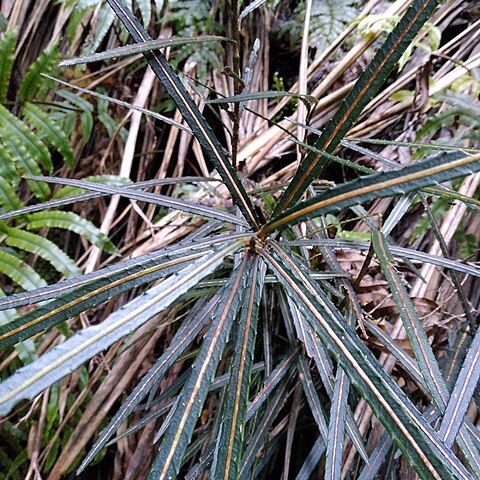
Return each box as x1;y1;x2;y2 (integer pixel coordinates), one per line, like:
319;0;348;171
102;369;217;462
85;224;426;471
78;295;218;474
273;0;440;214
212;256;266;480
148;254;252;480
26;175;248;227
60;36;228;66
0;241;241;415
262;151;480;235
261;241;471;480
104;0;260;229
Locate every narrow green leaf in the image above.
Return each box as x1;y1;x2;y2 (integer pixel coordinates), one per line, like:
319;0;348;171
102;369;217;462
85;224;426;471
78;295;218;473
149;253;252;480
207;90;317;107
366;320;425;387
325;369;350;480
239;0;268;20
0;240;242;415
239;376;293;480
0;29;16;103
280;287;369;465
0;289;17;328
297;354;329;440
185;444;215;480
45;75;191;134
287;238;480;278
103;361;269;452
372;230;480;475
0;249;202;348
372;230;448;405
274;0;440;214
104;0;260;229
0;143;20;186
0;232;247;312
59;36;228;66
444;323;472;391
0;131;51;200
0;176;219;220
294;435;326;480
137;0;151;26
212;256;266;480
261;241;471;480
55;88;94;112
438;326;480;446
22;102;75;168
246;349;297;421
86;1;115;54
26;175;248;227
357;432;394;480
262;151;480;235
26;211;118;255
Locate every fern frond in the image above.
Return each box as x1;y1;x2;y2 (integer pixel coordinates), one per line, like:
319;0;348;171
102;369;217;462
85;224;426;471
3;227;81;278
0;250;47;291
18;45;59;103
0;177;23;212
0;129;51;200
85;2;116;54
23;102;75;168
26;211;119;255
0;105;52;173
137;0;151;27
0;147;21;187
0;29;16;104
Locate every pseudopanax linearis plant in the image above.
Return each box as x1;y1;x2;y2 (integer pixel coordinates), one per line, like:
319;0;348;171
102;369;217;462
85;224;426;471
1;0;480;479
